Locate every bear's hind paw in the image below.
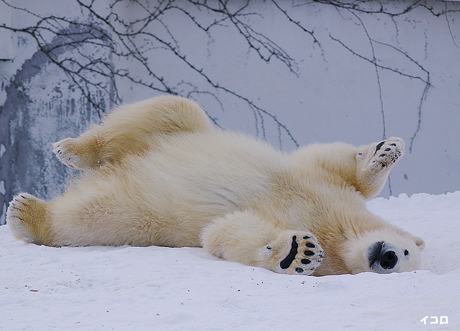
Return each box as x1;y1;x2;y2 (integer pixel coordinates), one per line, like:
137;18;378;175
53;138;92;170
7;193;50;244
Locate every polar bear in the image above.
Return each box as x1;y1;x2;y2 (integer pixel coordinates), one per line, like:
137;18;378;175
7;95;425;276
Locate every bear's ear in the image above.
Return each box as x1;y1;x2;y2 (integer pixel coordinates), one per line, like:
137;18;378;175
414;236;425;251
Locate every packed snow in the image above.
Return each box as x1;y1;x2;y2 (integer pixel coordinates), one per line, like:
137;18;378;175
1;191;459;330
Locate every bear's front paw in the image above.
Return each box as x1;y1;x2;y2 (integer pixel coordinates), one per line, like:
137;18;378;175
265;232;324;275
359;137;405;171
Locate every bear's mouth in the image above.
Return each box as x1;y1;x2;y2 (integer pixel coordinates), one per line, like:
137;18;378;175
368;241;383;267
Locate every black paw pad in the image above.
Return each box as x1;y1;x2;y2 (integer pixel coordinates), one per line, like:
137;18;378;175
304;250;315;256
374;141;385;155
280;236;298;270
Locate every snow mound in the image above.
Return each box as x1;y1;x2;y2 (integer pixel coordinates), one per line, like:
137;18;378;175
1;192;459;330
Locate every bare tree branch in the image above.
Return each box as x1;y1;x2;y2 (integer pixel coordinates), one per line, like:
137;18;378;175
1;0;457;151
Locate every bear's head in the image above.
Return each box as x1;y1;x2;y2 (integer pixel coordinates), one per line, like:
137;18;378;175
343;227;425;274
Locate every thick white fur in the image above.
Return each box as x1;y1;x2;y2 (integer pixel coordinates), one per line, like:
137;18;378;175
7;95;424;276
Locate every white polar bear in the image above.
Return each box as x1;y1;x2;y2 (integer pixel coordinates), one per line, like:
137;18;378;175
7;95;425;276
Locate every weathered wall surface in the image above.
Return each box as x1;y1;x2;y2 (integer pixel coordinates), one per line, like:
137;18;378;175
1;0;459;224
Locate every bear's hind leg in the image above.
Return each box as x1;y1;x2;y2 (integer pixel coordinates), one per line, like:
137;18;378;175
355;137;405;198
53;130;102;170
7;193;55;246
202;211;324;275
53;95;211;170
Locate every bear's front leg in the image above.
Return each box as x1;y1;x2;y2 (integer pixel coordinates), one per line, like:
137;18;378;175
202;211;324;275
263;231;324;275
355;137;405;199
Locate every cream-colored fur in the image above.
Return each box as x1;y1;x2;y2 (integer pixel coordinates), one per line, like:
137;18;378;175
7;95;424;276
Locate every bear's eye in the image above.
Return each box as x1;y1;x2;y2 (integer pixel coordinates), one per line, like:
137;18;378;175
404;249;409;256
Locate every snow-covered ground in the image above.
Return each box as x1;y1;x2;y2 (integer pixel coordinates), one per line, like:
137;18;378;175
1;192;459;330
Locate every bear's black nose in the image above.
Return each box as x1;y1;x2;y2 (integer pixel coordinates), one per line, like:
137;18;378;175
380;250;398;269
368;242;399;272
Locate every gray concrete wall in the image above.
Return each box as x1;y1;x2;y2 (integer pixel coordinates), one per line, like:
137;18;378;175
1;0;459;224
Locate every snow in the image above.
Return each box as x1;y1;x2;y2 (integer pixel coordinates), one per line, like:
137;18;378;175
1;192;459;330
